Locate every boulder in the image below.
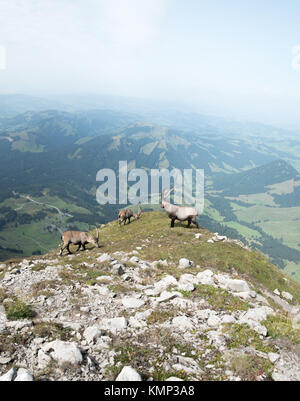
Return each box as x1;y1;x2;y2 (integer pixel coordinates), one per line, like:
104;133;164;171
224;279;250;293
165;377;184;381
157;290;181;303
238;306;274;336
207;315;221;328
122;297;145;309
97;253;112;263
14;368;33;381
99;317;128;332
129;256;140;264
272;351;300;381
179;274;198;286
222;315;236;324
196;270;215;286
83;326;102;344
0;367;17;381
282;291;293;302
115;366;142;381
268;352;280;364
37;349;52;369
178;283;195;292
154;275;177;293
41;340;83;366
129;316;147;328
172;316;194;330
179;258;194;269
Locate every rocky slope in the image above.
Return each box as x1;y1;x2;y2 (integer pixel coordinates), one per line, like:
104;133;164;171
0;212;299;381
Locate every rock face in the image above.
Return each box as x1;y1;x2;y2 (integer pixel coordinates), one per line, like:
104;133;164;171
0;241;299;382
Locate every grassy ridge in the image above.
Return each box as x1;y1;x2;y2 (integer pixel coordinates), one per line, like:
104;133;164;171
41;211;300;303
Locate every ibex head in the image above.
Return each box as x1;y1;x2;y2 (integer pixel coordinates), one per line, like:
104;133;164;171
87;228;100;248
161;188;174;208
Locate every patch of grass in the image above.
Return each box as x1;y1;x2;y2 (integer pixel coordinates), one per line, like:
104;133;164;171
263;315;300;344
5;299;34;321
0;333;31;353
223;323;276;353
59;265;109;287
180;284;250;312
0;288;9;303
108;284;131;294
30;280;61;297
106;343;152;380
152;360;189;381
229;354;274;381
33;322;73;341
147;308;177;325
162;335;200;360
106;327;199;381
31;263;47;272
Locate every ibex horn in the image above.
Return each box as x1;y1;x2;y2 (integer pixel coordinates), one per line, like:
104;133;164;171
165;187;175;199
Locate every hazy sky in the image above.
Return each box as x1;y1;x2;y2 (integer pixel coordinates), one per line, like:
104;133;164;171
0;0;300;126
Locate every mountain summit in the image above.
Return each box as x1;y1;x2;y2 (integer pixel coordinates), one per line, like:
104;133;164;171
0;212;299;381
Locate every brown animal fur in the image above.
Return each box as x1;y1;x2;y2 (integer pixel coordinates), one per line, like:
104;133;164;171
118;209;134;226
59;229;100;256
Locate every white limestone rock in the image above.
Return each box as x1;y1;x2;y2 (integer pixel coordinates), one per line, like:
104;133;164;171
172;316;194;330
224;279;250;293
97;253;112;263
178;258;194;269
282;291;293;302
83;326;102;344
122;297;145;309
0;367;17;381
41;340;83;366
115;366;142;381
14;368;33;381
99;317;128;332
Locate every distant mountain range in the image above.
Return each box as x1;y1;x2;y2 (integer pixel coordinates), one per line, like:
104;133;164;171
0;99;299;281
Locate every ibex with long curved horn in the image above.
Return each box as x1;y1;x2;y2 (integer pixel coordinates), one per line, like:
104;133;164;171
59;229;100;256
161;188;199;228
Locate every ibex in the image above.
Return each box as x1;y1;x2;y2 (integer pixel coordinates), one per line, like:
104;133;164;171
161;188;199;228
133;206;142;220
118;209;134;226
59;229;100;256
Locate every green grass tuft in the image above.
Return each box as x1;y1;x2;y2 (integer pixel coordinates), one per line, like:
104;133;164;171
5;299;34;321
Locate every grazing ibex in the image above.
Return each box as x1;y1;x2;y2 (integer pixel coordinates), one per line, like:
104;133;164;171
161;188;199;228
59;229;100;256
133;206;142;220
118;209;134;226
